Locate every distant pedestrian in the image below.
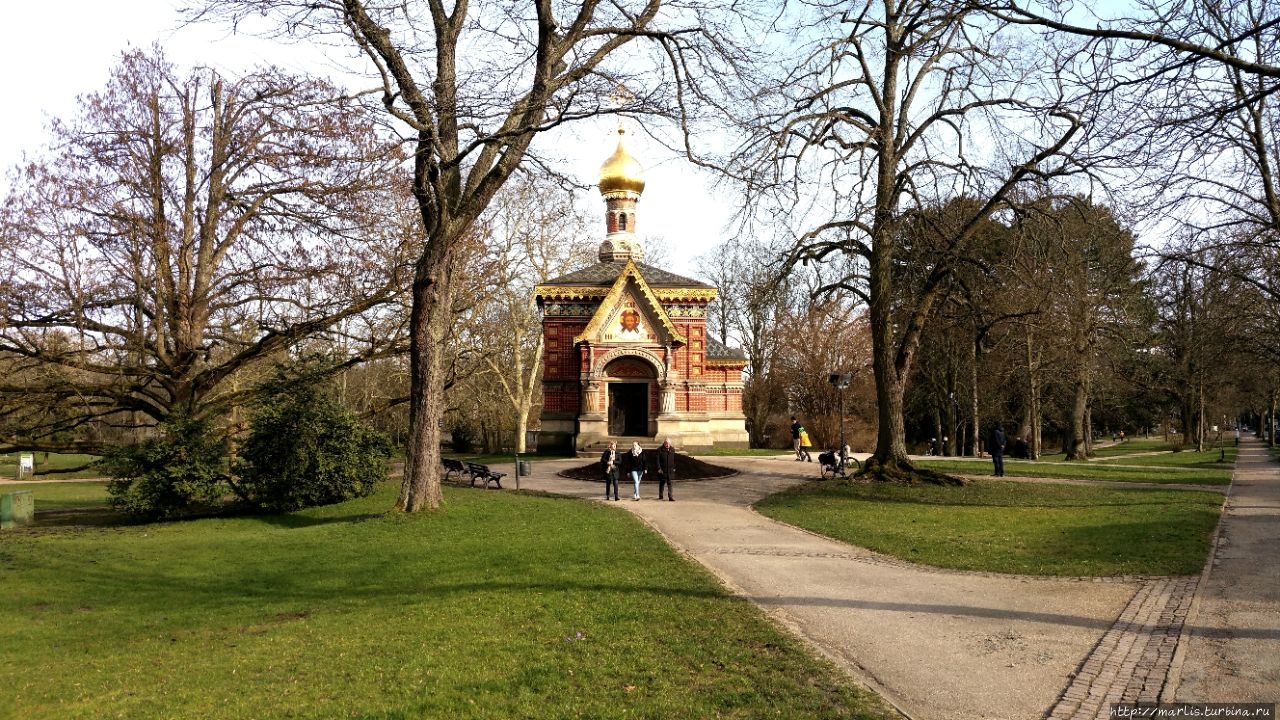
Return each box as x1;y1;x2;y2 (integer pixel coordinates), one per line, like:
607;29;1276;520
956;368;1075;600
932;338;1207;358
989;422;1006;477
798;426;813;462
656;438;676;501
623;441;645;500
600;441;619;501
790;417;805;461
942;436;950;457
1119;430;1125;442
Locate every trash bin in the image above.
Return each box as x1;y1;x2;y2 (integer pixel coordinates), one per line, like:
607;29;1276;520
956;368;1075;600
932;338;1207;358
1;490;34;529
517;460;532;477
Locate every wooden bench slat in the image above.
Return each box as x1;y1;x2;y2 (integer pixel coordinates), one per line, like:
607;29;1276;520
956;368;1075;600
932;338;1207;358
464;462;505;489
441;458;467;482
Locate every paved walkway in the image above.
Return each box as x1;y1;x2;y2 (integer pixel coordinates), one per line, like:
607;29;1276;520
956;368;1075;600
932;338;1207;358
1168;437;1280;704
509;442;1277;719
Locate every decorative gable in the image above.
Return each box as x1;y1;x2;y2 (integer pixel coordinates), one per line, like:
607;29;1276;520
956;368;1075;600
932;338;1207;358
574;261;687;346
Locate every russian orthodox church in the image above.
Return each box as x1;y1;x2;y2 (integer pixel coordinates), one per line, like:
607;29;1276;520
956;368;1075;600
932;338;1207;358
534;127;749;452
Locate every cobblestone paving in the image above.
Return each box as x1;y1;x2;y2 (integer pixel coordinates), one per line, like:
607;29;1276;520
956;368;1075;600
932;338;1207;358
1047;576;1198;719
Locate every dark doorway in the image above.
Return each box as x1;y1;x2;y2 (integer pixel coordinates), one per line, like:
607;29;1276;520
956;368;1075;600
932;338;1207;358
608;382;649;436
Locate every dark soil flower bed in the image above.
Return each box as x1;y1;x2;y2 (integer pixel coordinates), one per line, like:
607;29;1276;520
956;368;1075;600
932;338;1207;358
558;453;738;482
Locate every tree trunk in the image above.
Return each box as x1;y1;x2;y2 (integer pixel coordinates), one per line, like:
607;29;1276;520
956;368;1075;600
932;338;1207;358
971;337;981;458
1269;388;1276;447
1179;398;1195;451
869;303;910;466
933;406;943;455
1084;401;1093;456
1063;374;1088;460
1024;322;1042;460
1196;380;1206;452
515;409;529;454
397;251;456;513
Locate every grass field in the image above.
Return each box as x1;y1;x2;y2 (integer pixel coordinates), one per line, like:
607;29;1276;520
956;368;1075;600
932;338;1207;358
690;447;793;457
6;481;109;513
755;480;1223;577
1;452;102;479
915;456;1232;485
1092;446;1237;467
1;482;894;720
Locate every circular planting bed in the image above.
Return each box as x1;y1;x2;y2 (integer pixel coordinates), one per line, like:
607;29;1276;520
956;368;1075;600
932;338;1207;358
558;453;738;482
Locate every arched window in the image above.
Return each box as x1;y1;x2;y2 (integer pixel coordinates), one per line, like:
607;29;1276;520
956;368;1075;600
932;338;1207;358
619;213;627;231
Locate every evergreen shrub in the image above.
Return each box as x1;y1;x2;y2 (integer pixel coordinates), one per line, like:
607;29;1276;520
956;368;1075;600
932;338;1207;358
236;384;391;512
103;415;229;520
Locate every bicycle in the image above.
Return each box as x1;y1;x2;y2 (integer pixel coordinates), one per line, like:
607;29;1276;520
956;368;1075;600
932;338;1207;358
818;446;860;479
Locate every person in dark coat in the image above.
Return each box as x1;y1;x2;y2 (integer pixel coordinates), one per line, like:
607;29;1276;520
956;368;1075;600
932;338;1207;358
655;438;676;501
600;441;619;500
989;422;1007;477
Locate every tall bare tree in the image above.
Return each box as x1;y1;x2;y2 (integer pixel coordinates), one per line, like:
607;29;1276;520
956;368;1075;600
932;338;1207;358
987;0;1280;83
740;0;1084;478
696;238;796;447
1032;198;1144;459
0;49;406;453
189;0;751;511
465;174;593;453
992;2;1280;298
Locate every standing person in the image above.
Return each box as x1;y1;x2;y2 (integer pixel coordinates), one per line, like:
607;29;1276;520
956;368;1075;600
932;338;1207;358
624;441;645;501
798;425;813;462
790;416;804;461
655;438;677;501
989;422;1007;477
600;441;620;500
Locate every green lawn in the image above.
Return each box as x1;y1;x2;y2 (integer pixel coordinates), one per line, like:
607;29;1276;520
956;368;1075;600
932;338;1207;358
755;480;1223;577
916;457;1231;485
6;481;110;513
1092;446;1236;467
1;482;893;720
1;452;102;479
694;447;793;457
1088;438;1170;456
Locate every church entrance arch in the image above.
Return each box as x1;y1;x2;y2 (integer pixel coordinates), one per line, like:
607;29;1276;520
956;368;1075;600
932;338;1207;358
602;356;657;437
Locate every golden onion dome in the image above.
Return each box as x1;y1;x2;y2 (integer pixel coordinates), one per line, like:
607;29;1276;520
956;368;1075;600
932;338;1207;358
598;127;645;195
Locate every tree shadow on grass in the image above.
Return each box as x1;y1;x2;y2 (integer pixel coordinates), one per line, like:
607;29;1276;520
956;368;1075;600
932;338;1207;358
254;511;386;529
31;507;132;529
25;506;387;535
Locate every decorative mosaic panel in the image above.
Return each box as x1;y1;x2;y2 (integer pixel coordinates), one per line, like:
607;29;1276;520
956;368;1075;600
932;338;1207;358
663;304;707;318
543;302;599;317
600;294;658;343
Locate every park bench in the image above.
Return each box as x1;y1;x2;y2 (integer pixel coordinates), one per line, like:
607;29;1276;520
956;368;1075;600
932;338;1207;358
441;458;467;483
465;462;506;489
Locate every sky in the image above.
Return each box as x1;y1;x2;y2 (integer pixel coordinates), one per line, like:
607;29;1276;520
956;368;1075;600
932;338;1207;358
0;1;734;277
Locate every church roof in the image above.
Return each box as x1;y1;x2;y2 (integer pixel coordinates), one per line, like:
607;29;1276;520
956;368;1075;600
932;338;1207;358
707;336;747;362
543;261;713;289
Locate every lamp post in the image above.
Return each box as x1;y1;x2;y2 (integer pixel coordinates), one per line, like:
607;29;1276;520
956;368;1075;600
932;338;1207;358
829;373;851;471
1219;414;1226;463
